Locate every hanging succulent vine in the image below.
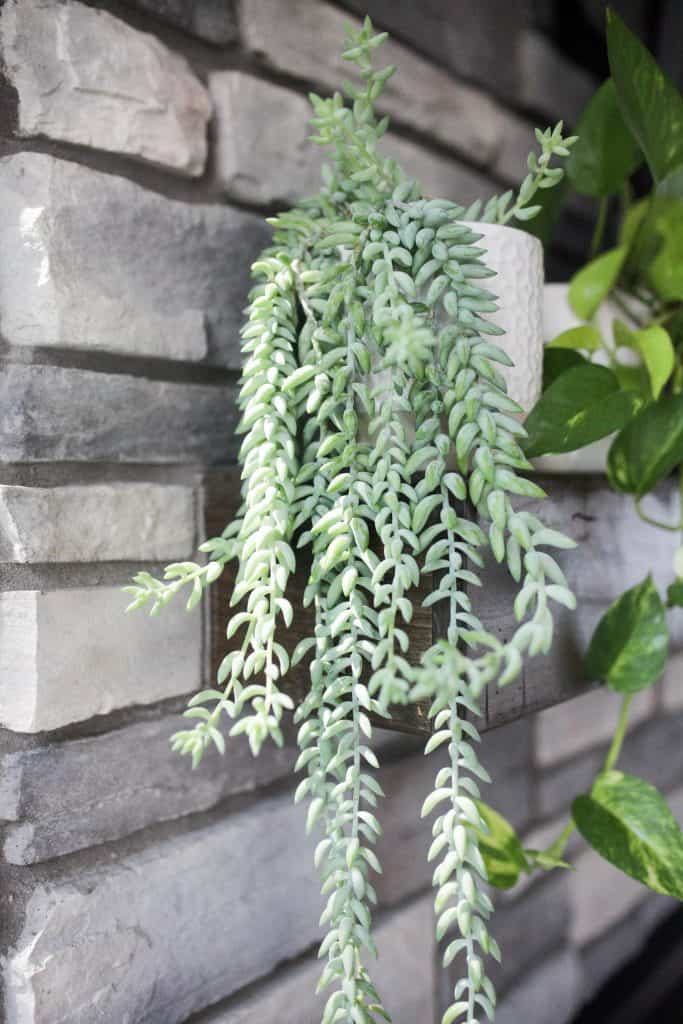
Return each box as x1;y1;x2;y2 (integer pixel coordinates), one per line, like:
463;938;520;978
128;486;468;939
126;19;577;1024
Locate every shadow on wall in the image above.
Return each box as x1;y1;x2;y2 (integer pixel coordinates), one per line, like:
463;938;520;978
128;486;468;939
571;906;683;1023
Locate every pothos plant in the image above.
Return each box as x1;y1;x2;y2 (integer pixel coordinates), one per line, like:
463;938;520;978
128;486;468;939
511;9;683;905
125;20;579;1024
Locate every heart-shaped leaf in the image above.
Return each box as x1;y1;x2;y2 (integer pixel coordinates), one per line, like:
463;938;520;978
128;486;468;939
633;325;675;398
621;197;683;302
585;575;668;693
608;9;683;184
573;771;683;898
569;247;627;320
547;325;603;353
474;801;529;890
542;348;589;390
667;579;683;608
524;364;640;458
608;393;683;495
567;78;642;196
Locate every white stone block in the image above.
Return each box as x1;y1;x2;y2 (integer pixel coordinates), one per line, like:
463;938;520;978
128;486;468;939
0;0;211;175
0;483;195;563
0;588;202;732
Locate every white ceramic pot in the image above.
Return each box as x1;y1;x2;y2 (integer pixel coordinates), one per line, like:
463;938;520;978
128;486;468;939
363;222;544;449
534;283;645;475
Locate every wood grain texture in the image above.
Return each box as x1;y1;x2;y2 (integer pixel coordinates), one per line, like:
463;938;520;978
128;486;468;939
206;471;679;736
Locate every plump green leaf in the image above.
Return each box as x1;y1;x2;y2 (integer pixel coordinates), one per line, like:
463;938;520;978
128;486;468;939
607;393;683;495
567;78;642;196
667;579;683;608
546;325;603;353
608;9;683;184
569;246;627;320
621;197;683;302
573;771;683;898
585;575;668;692
523;364;639;458
474;801;530;889
632;325;675;398
542;348;589;390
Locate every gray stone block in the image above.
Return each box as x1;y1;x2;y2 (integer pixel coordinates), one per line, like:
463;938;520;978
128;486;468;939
519;30;596;125
0;0;211;175
339;0;531;100
240;0;503;169
123;0;237;43
0;483;195;562
204;896;436;1024
2;796;320;1024
0;153;268;364
0;363;239;463
210;70;497;207
0;714;297;863
0;588;202;732
2;748;450;1021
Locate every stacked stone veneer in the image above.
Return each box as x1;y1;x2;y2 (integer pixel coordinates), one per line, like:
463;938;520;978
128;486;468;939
0;2;680;1022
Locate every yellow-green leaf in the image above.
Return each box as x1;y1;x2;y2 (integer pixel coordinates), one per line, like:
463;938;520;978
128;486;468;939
573;771;683;898
569;246;627;320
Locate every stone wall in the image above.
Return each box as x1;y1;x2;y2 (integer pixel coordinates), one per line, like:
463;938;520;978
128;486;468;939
0;2;680;1022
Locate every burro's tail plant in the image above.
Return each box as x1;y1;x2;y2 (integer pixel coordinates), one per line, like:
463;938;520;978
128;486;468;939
126;20;577;1024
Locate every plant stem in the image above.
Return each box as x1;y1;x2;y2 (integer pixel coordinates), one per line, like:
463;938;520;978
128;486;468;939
590;197;609;257
544;819;576;860
604;693;634;772
542;693;634;862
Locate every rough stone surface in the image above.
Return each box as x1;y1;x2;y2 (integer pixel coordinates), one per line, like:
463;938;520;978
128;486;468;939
662;650;683;710
0;153;267;363
1;758;444;1022
2;797;319;1024
494;949;583;1024
204;897;435;1023
519;29;596;125
210;72;323;205
240;0;504;168
340;0;531;99
535;686;657;767
124;0;236;43
0;714;297;863
570;843;675;946
210;70;496;206
0;483;195;563
0;0;211;175
0;588;202;733
1;363;239;464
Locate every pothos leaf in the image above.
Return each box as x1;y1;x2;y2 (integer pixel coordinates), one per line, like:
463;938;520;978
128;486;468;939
568;246;627;321
567;78;642;197
607;393;683;496
474;801;530;889
573;771;683;898
523;364;640;458
585;575;669;693
608;9;683;184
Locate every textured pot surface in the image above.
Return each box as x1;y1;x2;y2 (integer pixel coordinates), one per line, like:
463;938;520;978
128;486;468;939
465;221;544;413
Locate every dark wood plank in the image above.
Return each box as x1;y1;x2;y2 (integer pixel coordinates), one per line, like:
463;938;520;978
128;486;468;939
206;471;680;736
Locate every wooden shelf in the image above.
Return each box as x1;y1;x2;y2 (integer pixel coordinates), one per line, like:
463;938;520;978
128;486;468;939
206;471;680;736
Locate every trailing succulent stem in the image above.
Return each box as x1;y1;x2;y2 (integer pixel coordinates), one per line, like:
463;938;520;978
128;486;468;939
126;18;575;1024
